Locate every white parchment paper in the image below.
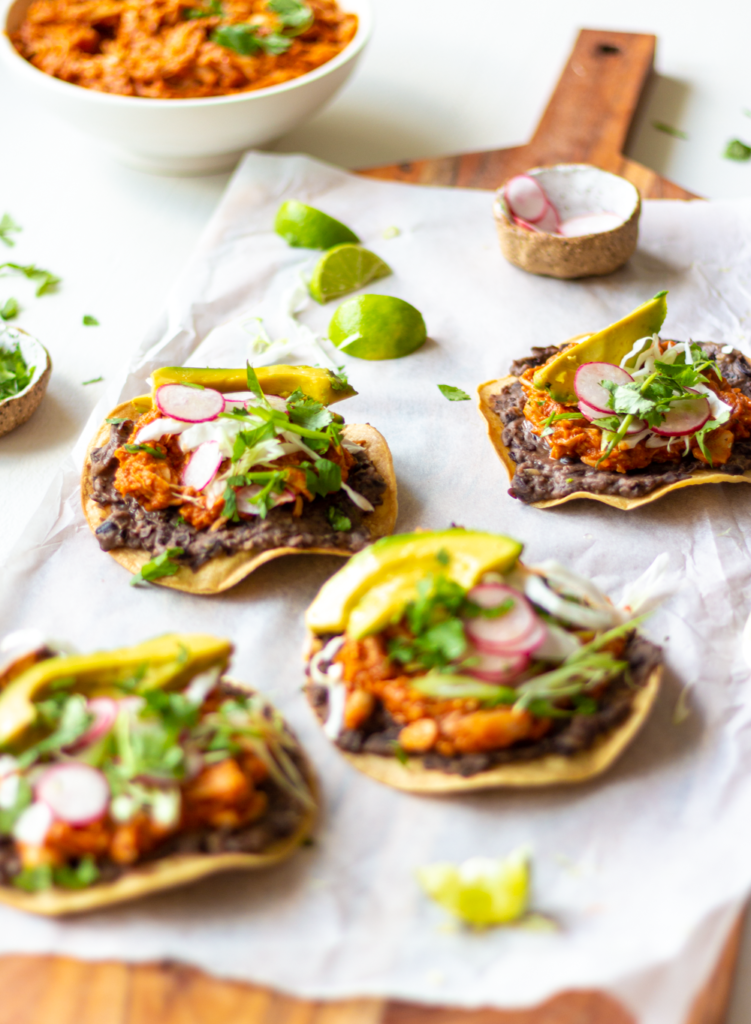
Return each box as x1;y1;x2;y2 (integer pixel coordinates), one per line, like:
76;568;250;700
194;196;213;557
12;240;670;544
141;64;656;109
2;153;751;1024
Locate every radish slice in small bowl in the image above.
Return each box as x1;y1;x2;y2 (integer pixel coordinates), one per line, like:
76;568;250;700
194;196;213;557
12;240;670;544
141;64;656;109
68;698;119;751
574;362;633;413
36;764;110;826
505;175;549;224
181;441;223;492
464;585;544;655
652;394;711;437
466;648;528;684
236;485;296;517
155;384;225;423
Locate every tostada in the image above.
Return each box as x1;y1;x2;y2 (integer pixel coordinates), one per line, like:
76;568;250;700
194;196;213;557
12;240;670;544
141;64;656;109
83;364;397;593
478;292;751;509
303;529;662;793
0;633;316;915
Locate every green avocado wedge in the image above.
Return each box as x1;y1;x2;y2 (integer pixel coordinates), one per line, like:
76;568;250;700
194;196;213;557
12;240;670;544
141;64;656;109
305;529;523;639
531;291;669;403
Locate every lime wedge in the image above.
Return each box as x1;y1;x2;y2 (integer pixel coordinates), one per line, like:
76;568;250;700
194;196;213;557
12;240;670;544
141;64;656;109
274;200;359;249
309;244;392;304
328;295;427;361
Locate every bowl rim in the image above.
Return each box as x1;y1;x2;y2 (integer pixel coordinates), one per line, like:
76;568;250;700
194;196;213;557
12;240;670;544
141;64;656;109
0;0;371;107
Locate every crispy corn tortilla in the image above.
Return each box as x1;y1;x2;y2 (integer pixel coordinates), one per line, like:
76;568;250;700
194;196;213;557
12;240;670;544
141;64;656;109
340;668;661;794
81;399;398;595
478;377;751;511
0;766;318;917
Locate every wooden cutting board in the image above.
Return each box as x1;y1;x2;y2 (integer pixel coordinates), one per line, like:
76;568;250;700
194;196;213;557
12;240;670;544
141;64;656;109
2;28;736;1024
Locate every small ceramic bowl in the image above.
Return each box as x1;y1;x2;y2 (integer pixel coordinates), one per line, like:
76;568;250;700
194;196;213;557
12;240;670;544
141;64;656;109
0;325;52;438
493;164;641;279
0;0;371;175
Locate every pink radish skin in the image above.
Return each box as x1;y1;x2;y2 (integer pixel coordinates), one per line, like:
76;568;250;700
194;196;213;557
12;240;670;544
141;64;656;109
652;394;711;437
467;648;528;684
69;698;118;751
574;362;634;414
465;585;544;655
533;203;561;234
235;485;296;517
155;384;225;423
505;175;548;223
577;400;647;434
36;764;110;826
472;617;548;658
559;213;623;237
181;441;223;492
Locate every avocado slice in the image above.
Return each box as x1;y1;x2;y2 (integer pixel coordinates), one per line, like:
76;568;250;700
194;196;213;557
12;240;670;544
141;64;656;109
0;634;232;750
150;365;356;406
531;291;668;403
305;530;523;638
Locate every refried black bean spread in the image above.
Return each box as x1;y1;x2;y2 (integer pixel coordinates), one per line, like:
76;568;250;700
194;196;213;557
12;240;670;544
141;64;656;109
306;634;662;777
88;422;387;570
492;342;751;504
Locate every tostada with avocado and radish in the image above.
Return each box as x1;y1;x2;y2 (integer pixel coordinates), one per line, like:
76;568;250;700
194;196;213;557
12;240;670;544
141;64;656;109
83;364;397;594
303;529;663;793
0;634;316;915
478;292;751;509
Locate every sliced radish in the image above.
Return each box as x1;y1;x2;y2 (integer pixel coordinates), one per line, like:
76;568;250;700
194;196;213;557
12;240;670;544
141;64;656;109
512;214;539;232
155;384;225;423
135;417;192;445
574;362;633;414
577;400;647;434
504;175;549;223
69;698;118;751
36;764;110;826
465;585;544;655
181;441;223;492
534;203;561;234
235;485;296;516
466;648;528;684
559;213;623;237
652;394;711;437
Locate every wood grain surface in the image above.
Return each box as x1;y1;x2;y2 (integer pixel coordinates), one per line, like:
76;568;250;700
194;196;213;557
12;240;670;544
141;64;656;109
0;27;734;1024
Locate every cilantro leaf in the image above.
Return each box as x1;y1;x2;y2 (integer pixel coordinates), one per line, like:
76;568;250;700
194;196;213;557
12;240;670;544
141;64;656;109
268;0;313;33
327;506;351;532
82;376;104;385
437;384;470;402
0;262;60;296
652;121;688;139
54;856;100;889
184;0;221;16
212;23;291;55
106;416;127;425
0;341;33;401
725;139;751;162
328;365;351;391
12;865;54;892
286;389;332;431
123;443;166;458
130;547;185;586
245;360;265;401
303;458;341;497
0;214;21;248
83;315;99;326
0;297;19;320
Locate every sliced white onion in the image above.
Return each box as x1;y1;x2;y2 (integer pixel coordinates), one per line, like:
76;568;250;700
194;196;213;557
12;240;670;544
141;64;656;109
340;482;374;512
134;418;192;445
184;667;222;705
0;773;20;810
149;788;181;829
523;574;617;630
534;623;581;662
323;682;347;740
13;802;53;845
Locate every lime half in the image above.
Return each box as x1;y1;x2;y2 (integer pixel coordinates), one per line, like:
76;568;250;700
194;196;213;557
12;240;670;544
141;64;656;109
309;245;392;304
329;295;427;361
274;200;359;250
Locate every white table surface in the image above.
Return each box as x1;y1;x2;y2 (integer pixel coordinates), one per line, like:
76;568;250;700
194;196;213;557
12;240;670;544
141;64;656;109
1;0;750;1018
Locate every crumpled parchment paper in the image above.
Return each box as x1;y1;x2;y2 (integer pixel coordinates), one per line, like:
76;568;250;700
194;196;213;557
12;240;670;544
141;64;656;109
2;153;751;1024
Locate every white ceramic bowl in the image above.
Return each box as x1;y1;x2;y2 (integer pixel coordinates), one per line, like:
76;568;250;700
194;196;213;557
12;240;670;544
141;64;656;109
0;0;371;174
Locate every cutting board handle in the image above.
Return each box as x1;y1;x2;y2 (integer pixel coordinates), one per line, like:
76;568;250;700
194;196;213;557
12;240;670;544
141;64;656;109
527;29;655;171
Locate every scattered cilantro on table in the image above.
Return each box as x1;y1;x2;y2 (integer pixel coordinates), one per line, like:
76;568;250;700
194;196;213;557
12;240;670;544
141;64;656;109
437;384;470;402
83;314;99;326
0;214;21;248
0;298;18;320
82;376;104;386
0;262;60;296
724;139;751;161
652;121;688;140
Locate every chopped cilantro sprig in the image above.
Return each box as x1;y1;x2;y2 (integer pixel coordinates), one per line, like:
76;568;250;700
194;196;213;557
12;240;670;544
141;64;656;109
0;341;34;401
0;262;60;296
130;547;185;586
